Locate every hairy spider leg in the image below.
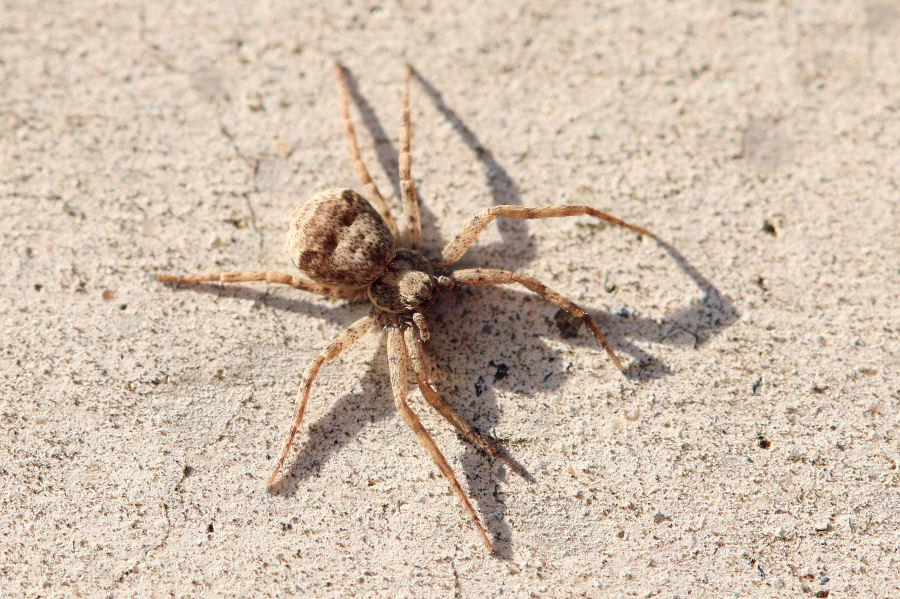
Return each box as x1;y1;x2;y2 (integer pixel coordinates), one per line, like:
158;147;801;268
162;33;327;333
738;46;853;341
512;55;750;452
441;204;651;267
154;271;365;301
386;326;493;551
335;63;400;241
451;268;625;371
399;64;421;249
403;327;529;479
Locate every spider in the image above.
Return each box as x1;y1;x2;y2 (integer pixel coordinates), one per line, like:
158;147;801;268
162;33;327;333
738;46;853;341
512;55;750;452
156;64;653;551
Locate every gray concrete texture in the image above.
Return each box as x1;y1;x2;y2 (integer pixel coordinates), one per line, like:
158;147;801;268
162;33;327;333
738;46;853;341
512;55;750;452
1;1;898;597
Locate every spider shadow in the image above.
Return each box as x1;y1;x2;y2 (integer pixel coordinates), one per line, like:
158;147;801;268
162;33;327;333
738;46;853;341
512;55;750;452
401;67;736;378
269;342;395;496
618;237;738;381
541;235;739;382
410;65;536;268
343;65;534;269
420;276;734;554
421;247;735;554
156;281;357;326
426;287;596;558
340;68;407;212
266;332;519;556
428;233;737;386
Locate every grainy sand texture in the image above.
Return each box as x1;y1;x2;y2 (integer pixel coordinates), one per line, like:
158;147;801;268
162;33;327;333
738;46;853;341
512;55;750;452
2;1;898;597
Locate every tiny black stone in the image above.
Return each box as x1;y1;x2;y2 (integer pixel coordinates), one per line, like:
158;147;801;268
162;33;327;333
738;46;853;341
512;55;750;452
751;377;762;395
488;360;508;382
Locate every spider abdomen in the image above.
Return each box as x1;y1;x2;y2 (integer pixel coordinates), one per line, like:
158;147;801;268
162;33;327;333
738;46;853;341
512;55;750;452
286;188;398;288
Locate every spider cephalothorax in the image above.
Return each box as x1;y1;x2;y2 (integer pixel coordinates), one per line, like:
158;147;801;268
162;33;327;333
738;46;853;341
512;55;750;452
156;64;654;552
366;248;438;314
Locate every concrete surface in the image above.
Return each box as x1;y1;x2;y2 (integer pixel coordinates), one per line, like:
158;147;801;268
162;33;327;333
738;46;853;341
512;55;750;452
2;1;898;597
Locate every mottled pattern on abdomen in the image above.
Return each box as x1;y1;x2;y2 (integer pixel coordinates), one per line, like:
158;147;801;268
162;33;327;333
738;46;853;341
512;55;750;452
286;189;397;288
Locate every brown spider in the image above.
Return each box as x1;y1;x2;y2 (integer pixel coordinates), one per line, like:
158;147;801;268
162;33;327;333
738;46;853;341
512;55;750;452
156;64;652;551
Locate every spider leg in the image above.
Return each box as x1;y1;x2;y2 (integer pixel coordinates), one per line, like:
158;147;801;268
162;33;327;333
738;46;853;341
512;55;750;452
402;327;530;480
451;268;625;371
268;311;378;485
440;204;652;267
411;312;429;341
334;63;401;241
155;270;365;301
386;326;492;551
399;64;421;249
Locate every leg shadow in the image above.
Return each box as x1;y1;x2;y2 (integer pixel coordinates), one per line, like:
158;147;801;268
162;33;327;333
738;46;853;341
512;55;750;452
269;339;394;496
409;65;535;269
156;280;362;326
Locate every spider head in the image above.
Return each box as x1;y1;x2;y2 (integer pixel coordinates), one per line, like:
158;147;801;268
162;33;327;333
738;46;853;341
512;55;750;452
397;269;437;311
368;249;438;314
